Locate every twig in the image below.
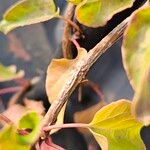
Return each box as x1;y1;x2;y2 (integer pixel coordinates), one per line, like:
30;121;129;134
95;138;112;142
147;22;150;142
82;80;105;101
8;80;31;106
0;114;13;124
58;16;81;35
43;123;89;132
61;3;75;58
78;85;83;102
40;17;129;136
41;1;149;139
71;38;80;49
0;86;21;95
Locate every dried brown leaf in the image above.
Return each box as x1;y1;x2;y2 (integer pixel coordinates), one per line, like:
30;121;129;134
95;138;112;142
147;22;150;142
45;47;87;133
46;47;87;103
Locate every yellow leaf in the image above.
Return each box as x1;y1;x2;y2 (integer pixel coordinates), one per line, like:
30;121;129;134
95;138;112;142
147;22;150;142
0;0;59;34
74;0;135;27
0;126;30;150
122;6;150;90
89;100;145;150
132;67;150;125
0;64;24;82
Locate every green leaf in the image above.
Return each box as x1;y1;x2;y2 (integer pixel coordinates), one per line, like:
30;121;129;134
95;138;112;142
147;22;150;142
132;67;150;125
0;126;30;150
74;0;135;27
0;64;24;82
0;0;59;34
17;112;41;144
122;6;150;90
122;7;150;125
68;0;83;5
88;100;145;150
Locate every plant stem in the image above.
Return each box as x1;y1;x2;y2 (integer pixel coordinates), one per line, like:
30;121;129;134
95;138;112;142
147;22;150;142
40;1;149;140
0;114;13;124
58;15;81;34
8;80;31;106
62;4;75;58
83;80;105;101
71;38;80;49
43;123;89;132
0;86;21;95
41;17;129;136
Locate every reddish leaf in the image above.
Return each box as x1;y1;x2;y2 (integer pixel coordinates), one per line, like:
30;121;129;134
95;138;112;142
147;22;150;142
40;137;65;150
24;98;45;116
2;104;27;125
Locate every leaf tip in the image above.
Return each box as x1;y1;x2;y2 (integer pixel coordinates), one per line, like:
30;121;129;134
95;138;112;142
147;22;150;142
0;20;11;34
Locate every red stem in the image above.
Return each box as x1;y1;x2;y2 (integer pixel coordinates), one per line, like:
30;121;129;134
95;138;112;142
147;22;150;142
0;114;13;124
43;123;89;132
57;15;81;33
0;86;22;95
71;38;80;49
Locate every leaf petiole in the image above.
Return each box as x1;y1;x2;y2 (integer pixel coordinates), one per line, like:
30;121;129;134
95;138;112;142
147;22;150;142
43;123;89;132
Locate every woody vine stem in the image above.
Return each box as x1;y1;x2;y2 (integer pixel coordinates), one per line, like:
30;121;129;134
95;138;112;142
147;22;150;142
40;2;149;139
40;18;128;137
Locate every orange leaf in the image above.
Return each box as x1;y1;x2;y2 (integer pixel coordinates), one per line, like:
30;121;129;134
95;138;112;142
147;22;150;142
46;48;87;103
46;47;87;132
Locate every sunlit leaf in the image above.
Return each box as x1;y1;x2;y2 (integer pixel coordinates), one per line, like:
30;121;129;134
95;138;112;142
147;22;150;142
88;100;145;150
122;6;150;90
74;0;135;27
68;0;83;5
0;64;24;82
132;67;150;125
17;112;41;144
0;0;59;34
0;126;30;150
122;7;150;125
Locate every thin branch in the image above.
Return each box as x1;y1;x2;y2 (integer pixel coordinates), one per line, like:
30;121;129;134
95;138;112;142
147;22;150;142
61;3;75;58
41;2;149;138
78;84;82;102
0;86;21;95
84;80;105;101
58;15;81;35
43;123;89;132
71;38;81;49
0;114;13;124
78;79;105;102
40;17;129;137
8;80;31;106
